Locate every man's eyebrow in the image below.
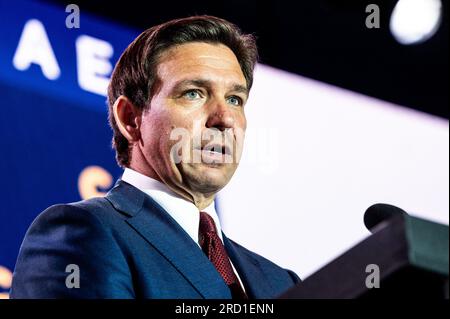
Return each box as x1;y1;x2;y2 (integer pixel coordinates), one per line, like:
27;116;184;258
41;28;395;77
172;79;249;96
172;79;211;91
230;84;249;97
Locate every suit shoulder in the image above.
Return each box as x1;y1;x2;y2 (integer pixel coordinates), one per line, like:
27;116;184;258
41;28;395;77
34;196;117;226
229;238;301;283
228;238;277;267
12;198;134;298
25;199;108;239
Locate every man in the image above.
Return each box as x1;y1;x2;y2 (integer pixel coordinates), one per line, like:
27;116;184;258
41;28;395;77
11;15;300;299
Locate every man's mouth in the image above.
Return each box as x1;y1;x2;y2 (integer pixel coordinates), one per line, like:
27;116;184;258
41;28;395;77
201;144;232;156
194;143;233;163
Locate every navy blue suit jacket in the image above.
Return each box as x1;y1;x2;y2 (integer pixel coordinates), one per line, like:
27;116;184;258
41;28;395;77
10;180;300;298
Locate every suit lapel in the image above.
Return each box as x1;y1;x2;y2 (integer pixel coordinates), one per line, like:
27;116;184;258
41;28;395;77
106;180;231;299
223;234;275;299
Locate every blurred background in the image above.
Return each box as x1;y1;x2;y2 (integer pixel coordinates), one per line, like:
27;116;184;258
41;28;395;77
0;0;448;298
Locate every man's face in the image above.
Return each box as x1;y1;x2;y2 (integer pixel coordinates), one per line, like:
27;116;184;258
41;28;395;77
138;42;248;197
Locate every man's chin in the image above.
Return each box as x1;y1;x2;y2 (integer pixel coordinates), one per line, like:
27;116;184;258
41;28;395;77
180;163;234;193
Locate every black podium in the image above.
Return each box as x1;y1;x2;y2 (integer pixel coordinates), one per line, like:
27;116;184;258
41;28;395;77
280;214;449;298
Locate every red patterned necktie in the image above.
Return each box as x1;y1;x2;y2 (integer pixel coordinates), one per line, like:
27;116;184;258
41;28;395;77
199;211;248;299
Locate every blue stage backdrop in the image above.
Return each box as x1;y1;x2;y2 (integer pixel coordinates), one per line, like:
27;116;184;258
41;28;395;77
0;0;140;296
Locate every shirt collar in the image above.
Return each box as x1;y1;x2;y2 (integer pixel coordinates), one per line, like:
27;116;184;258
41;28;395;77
121;168;223;245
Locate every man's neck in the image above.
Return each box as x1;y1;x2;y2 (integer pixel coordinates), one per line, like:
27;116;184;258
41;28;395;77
126;163;215;211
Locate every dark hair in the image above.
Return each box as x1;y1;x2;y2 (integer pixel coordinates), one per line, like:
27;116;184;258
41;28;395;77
107;15;258;167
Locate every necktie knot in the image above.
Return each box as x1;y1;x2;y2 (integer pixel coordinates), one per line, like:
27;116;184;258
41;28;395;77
199;211;217;235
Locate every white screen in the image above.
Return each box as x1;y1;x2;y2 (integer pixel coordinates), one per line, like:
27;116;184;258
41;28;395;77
217;64;449;279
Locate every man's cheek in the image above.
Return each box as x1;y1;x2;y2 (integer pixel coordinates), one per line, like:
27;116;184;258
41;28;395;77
167;132;192;164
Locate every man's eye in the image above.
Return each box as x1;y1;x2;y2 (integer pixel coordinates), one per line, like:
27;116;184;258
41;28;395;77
227;96;243;106
183;90;202;100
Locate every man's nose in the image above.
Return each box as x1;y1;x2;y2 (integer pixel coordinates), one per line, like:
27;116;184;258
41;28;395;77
205;100;235;131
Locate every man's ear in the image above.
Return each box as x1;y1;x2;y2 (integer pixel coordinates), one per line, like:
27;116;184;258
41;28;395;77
112;95;142;142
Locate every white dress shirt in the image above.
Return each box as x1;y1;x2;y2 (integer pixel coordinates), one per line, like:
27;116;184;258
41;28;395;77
121;168;246;291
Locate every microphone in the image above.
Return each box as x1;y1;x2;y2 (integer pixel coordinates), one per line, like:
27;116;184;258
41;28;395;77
364;203;408;232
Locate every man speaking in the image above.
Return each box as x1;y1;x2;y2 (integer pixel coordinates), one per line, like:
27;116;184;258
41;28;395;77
10;15;300;299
